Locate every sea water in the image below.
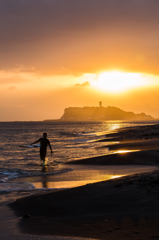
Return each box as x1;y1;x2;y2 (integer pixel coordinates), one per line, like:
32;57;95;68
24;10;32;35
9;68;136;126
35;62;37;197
0;120;159;205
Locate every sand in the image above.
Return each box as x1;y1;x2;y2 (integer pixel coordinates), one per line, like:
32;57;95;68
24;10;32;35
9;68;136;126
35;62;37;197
4;123;159;239
9;170;159;239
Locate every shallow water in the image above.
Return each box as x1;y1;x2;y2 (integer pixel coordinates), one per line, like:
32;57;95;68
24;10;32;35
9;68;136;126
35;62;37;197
12;164;159;189
0;120;159;204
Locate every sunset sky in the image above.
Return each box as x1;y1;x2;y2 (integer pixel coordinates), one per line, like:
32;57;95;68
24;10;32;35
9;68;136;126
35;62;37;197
1;0;159;121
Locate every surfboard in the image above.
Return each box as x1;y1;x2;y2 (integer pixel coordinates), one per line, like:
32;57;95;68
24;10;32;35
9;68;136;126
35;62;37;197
19;144;40;148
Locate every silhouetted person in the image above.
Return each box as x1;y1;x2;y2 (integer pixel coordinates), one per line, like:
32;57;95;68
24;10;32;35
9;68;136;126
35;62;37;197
31;132;53;165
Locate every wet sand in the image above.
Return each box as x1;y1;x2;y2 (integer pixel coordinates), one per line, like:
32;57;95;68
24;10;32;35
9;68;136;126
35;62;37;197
4;123;159;239
11;164;159;189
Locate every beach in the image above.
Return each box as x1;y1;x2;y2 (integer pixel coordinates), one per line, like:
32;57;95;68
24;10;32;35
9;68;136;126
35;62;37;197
9;171;159;240
2;0;159;239
0;122;158;239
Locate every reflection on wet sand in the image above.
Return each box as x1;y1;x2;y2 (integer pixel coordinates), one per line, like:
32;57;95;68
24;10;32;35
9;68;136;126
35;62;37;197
41;165;48;173
112;149;140;154
41;166;49;188
111;175;124;179
33;175;122;189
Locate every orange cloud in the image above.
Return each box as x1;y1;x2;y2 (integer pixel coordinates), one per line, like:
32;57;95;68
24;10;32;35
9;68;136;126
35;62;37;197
0;0;159;76
75;81;90;87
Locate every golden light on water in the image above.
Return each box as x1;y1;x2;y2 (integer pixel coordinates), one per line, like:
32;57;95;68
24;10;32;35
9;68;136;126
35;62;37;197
91;71;152;93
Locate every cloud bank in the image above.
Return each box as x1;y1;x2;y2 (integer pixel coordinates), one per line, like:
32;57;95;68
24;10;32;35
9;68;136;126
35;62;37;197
75;81;90;87
0;0;159;75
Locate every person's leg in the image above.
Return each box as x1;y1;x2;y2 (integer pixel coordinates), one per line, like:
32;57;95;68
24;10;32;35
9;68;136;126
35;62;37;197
40;148;46;165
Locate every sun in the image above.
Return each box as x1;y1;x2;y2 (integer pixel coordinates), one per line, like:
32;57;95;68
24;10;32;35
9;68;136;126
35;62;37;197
91;71;149;93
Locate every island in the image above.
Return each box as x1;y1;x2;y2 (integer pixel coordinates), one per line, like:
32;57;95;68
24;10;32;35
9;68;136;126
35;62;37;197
60;105;154;121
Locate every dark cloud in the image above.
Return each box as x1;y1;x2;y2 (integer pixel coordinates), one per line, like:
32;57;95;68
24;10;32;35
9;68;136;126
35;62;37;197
0;0;159;75
75;81;90;87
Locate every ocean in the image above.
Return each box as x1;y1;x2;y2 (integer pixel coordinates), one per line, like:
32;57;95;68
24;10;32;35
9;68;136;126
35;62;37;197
0;120;159;205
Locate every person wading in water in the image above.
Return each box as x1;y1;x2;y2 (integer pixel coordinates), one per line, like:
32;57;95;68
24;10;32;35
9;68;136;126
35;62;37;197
31;132;53;165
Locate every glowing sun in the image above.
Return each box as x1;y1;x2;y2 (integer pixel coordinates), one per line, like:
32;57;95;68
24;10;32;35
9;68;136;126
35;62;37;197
91;71;149;93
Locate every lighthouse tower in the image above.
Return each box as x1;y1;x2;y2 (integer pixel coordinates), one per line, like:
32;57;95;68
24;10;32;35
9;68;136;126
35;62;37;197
99;101;102;107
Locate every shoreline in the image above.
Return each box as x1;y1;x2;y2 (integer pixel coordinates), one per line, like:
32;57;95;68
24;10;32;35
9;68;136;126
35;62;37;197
3;123;159;239
11;163;159;190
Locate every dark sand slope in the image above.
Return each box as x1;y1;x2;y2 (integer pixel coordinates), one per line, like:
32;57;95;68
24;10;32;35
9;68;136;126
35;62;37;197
101;124;159;142
10;170;159;240
67;150;159;165
101;139;159;151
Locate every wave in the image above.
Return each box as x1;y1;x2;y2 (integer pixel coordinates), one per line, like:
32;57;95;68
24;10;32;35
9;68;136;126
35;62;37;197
0;167;73;183
77;131;106;137
58;131;78;137
0;182;35;192
63;142;109;149
0;182;68;193
59;136;106;144
58;130;106;138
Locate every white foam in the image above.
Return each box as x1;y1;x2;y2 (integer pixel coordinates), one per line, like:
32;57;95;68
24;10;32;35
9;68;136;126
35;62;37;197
77;131;106;137
0;182;35;192
0;168;74;183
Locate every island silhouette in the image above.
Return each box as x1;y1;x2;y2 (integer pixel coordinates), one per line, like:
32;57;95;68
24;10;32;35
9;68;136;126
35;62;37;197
61;106;153;121
44;104;154;121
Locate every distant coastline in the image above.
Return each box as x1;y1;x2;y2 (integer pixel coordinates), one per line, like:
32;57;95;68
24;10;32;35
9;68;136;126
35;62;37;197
44;105;155;121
